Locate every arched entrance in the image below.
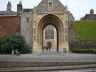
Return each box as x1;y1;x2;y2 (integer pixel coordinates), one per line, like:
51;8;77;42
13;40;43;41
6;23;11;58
43;25;57;53
33;14;69;53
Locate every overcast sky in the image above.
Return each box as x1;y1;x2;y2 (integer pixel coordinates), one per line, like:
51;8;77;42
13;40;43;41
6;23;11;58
0;0;96;20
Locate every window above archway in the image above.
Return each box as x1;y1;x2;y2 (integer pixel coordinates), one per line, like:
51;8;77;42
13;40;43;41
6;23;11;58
48;0;53;10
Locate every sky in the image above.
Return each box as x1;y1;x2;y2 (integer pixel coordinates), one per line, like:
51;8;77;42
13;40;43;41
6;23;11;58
0;0;96;20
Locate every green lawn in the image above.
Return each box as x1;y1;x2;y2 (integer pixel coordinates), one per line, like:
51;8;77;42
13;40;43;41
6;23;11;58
75;20;96;42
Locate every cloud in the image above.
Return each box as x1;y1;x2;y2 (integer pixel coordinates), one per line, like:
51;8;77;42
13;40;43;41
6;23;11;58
60;0;96;20
0;0;96;20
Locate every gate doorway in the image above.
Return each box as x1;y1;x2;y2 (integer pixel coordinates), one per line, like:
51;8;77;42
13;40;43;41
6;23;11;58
32;14;69;53
43;25;57;53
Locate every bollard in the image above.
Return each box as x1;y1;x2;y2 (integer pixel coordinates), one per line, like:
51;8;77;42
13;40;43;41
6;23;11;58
63;48;66;53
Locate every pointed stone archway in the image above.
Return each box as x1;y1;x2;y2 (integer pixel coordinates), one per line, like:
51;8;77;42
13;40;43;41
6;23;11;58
33;14;69;53
20;0;74;54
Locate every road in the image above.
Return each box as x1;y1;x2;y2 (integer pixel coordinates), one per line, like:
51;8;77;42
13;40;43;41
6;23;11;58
0;53;96;62
1;68;96;72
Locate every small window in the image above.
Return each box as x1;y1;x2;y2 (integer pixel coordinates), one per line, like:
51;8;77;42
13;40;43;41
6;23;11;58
49;2;53;10
26;17;29;23
48;0;53;10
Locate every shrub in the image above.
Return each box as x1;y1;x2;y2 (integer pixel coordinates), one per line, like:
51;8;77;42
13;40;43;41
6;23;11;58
0;34;31;54
0;42;6;54
72;49;94;53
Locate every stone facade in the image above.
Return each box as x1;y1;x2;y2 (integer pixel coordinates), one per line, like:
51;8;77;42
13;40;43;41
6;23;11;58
21;0;74;53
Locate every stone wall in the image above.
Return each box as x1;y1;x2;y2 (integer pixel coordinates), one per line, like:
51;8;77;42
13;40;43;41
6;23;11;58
70;40;95;49
21;12;33;48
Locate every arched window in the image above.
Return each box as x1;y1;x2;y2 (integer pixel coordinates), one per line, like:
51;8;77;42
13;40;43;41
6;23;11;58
45;25;54;39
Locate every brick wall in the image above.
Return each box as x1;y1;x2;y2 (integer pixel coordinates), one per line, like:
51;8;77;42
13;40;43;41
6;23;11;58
0;16;20;40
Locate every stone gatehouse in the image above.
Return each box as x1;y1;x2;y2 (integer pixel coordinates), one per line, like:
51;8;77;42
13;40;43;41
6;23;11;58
0;0;74;53
21;0;74;53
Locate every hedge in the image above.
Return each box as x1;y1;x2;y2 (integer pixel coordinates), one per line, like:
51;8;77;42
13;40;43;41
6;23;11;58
72;49;94;53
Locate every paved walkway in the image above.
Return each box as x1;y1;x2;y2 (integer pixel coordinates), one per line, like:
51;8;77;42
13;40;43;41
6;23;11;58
0;53;96;62
14;68;96;72
2;68;96;72
0;53;96;71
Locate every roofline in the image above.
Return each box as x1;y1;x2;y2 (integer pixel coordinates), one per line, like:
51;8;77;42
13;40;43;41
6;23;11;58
0;15;18;17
